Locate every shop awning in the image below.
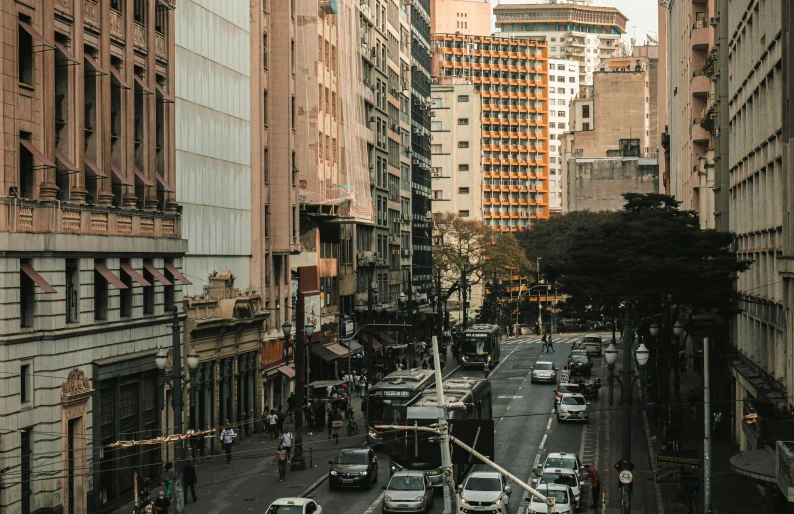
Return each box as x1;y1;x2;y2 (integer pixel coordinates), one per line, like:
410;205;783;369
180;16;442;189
144;263;173;286
165;263;192;285
134;74;154;95
326;344;350;357
20;263;57;293
379;332;396;344
120;263;151;287
311;344;339;362
278;365;295;378
372;339;382;351
307;380;345;389
54;41;79;65
84;53;107;76
345;341;364;353
19;20;54;50
110;66;131;90
94;262;128;289
729;449;777;481
155;83;174;104
264;367;280;377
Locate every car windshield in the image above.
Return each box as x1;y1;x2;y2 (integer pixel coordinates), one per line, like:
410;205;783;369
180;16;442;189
544;457;576;469
532;489;569;504
541;473;577;488
583;337;600;343
535;363;553;371
570;356;588;364
558;385;580;394
336;452;368;465
267;505;303;514
388;476;425;491
562;396;586;406
465;477;502;491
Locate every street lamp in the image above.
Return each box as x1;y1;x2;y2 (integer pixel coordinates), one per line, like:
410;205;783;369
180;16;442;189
604;343;619;406
291;320;315;471
673;321;683;336
649;323;660;338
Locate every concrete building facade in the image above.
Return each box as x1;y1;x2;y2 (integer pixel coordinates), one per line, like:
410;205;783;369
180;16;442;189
432;33;550;231
547;58;579;212
493;2;626;86
430;0;491;38
0;2;187;514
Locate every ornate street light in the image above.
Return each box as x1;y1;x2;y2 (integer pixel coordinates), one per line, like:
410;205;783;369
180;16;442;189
155;347;169;370
305;323;316;338
282;322;292;339
649;323;660;338
636;343;650;367
673;321;683;336
186;351;200;370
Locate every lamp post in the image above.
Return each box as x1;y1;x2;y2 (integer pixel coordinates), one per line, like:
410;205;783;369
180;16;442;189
154;309;199;514
672;321;683;412
649;323;660;403
604;342;618;407
290;316;315;472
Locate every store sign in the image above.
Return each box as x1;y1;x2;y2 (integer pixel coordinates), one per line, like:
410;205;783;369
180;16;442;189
304;293;321;333
382;390;411;397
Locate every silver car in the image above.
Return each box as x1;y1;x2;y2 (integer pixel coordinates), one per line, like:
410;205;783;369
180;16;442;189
458;471;511;514
557;393;590;423
530;361;558;384
382;471;434;514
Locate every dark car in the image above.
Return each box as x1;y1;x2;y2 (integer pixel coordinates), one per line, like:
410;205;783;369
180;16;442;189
568;354;593;378
553;383;582;407
328;448;379;490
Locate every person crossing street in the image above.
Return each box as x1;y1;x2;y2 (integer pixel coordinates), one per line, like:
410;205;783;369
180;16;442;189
219;423;236;464
272;444;289;482
281;426;294;460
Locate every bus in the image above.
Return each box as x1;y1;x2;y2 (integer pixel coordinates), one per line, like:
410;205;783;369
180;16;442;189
460;324;502;370
367;369;436;447
389;377;493;487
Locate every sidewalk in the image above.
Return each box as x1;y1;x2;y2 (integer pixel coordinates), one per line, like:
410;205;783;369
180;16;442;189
112;403;369;514
644;369;762;513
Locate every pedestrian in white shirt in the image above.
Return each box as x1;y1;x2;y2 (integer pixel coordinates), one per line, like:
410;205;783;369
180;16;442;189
281;427;294;460
219;422;236;464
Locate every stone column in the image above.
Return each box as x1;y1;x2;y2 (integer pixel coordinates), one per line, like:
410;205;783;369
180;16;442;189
61;369;94;514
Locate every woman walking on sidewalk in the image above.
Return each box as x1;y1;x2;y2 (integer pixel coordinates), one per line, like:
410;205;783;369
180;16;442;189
272;444;289;482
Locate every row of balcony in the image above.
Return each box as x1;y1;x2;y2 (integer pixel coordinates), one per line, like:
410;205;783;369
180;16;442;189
483;171;547;179
470;76;546;87
482;104;545;113
434;34;545;49
483;144;545;152
482;131;546;139
483;184;548;193
481;91;545;99
481;117;548;126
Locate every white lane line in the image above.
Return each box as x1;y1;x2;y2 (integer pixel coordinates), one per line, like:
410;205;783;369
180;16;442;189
506;405;511;410
500;417;504;421
579;419;588;461
363;492;386;514
489;352;512;375
539;433;548;450
546;417;553;431
533;454;541;468
508;377;524;380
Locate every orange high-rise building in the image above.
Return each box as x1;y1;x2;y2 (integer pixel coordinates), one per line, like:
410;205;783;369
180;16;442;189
433;34;550;231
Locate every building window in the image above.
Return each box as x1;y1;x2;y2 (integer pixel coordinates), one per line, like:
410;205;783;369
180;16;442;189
431;144;442;153
94;262;108;321
458;210;470;217
66;259;79;323
263;90;268;126
291;39;295;74
431;121;442;131
459;187;469;194
457;141;469;148
457;95;469;102
457;118;469;125
119;260;133;318
458;164;469;171
143;261;155;315
164;259;175;312
557;111;565;117
134;0;145;23
111;0;123;12
20;260;35;328
18;17;34;85
20;363;31;404
583;122;590;130
291;95;296;131
21;429;32;514
263;33;268;69
568;77;575;83
582;105;590;118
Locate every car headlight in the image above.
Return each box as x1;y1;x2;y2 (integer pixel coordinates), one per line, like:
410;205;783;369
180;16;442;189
330;470;337;475
415;496;425;502
384;496;392;502
494;499;502;505
460;498;468;504
391;465;398;472
359;471;368;476
487;355;492;362
462;355;469;361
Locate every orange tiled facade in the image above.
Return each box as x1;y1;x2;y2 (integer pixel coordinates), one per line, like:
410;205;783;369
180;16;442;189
433;34;550;231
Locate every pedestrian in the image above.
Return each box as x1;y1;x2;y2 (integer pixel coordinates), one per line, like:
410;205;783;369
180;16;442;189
163;462;175;499
327;408;335;440
583;465;601;509
276;406;286;436
287;392;297;422
153;490;171;514
547;334;555;352
713;410;723;438
281;426;294;460
268;410;278;439
421;359;428;369
272;444;289;482
332;408;343;443
219;423;236;464
183;459;198;504
327;383;336;399
358;374;367;397
688;390;698;420
541;332;547;352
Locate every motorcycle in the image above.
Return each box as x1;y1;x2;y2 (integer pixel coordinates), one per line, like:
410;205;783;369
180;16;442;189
575;378;601;400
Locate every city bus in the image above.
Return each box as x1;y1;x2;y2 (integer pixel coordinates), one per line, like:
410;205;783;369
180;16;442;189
388;377;493;486
460;324;502;370
367;369;436;447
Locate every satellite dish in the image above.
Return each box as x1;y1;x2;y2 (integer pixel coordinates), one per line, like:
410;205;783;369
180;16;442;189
647;34;659;45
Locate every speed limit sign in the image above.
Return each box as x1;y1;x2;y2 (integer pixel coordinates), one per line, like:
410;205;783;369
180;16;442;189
618;469;634;485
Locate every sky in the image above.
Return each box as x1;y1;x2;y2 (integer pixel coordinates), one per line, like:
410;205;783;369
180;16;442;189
489;0;659;46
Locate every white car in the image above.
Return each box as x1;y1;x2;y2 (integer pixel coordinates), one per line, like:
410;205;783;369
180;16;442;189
556;393;590;423
266;498;322;514
542;452;584;475
532;467;582;506
530;361;557;384
458;471;512;514
527;483;575;514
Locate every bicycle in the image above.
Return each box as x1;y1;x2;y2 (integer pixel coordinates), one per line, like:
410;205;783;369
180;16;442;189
346;408;359;436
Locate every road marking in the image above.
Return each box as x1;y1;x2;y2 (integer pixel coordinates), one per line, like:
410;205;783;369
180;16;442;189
506;405;510;410
363;492;386;514
533;454;541;468
579;420;588;460
539;433;547;450
498;395;524;399
500;417;504;421
546;417;553;431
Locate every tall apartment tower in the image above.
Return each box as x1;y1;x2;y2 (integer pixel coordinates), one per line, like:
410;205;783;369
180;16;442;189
493;2;627;86
547;58;579;212
667;0;717;229
1;2;186;513
433;34;551;230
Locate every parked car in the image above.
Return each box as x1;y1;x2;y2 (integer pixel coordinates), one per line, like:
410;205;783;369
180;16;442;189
458;471;511;514
526;484;575;514
328;448;378;490
568;353;593;378
582;336;602;356
382;471;434;514
556;393;590;423
530;361;558;384
266;498;322;514
553;382;582;408
532;468;582;507
542;452;584;474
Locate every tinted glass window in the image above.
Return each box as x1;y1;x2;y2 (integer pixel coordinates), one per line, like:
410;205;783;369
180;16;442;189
535;363;553;370
337;452;368;464
388;476;424;490
562;396;586;405
464;477;502;491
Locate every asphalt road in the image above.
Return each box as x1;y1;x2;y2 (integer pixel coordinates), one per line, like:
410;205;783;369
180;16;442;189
306;333;610;514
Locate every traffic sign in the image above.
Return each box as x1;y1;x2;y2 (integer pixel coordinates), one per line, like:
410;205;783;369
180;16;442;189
618;469;634;485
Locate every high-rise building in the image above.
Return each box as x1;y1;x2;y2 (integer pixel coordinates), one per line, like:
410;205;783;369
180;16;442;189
666;0;717;229
432;34;551;231
493;2;627;86
547;58;579;212
431;0;491;37
1;1;185;513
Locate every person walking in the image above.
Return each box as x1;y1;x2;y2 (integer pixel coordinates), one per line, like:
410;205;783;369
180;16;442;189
182;459;198;504
153;490;171;514
713;410;723;439
327;408;335;440
583;465;601;509
547;333;555;353
358;374;367;398
267;410;279;439
272;444;289;482
219;423;236;464
332;408;343;443
276;406;286;437
281;426;294;460
541;332;548;352
688;390;698;420
287;392;297;422
163;463;175;499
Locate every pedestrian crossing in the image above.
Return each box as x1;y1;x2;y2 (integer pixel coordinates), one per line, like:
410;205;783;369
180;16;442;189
502;335;585;346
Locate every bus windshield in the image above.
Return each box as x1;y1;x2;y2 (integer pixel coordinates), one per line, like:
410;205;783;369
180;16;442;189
461;337;490;355
369;393;412;425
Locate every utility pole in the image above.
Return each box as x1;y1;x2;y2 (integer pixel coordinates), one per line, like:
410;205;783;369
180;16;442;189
366;272;375;401
170;309;185;514
619;318;634;514
703;335;712;514
461;265;468;329
432;336;454;514
436;272;443;337
291;275;307;471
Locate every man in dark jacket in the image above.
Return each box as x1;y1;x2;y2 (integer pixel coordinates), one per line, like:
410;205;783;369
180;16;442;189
183;459;198;503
